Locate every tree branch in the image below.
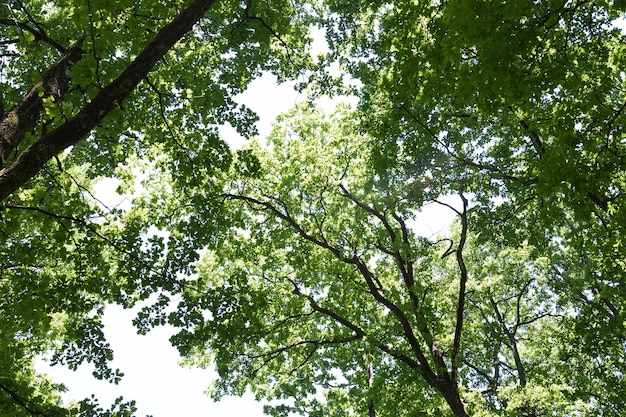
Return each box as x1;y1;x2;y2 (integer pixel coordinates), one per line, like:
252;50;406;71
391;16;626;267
0;38;84;165
0;17;66;52
225;193;348;260
227;192;434;372
451;191;468;385
0;381;53;417
225;191;472;415
400;104;535;184
490;298;527;387
0;0;218;202
288;277;423;370
339;184;416;295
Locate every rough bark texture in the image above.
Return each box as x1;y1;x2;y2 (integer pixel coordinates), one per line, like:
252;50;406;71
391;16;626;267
0;39;84;165
0;0;217;201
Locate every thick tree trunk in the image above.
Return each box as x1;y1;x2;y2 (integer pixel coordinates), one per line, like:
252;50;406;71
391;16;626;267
0;39;84;165
439;383;470;417
0;0;217;201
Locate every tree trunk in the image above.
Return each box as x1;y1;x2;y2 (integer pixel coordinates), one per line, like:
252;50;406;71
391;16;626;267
0;39;84;165
368;360;376;417
438;382;470;417
0;0;217;201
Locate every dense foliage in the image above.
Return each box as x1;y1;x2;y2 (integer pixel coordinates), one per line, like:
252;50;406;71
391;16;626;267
1;0;313;414
1;0;625;416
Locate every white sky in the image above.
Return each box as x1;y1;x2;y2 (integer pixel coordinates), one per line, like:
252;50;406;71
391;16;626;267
43;304;267;416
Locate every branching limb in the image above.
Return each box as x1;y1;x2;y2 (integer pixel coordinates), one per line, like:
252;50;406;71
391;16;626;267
338;184;415;291
335;186;454;382
436;238;455;258
490;298;527;387
226;192;434;375
241;0;294;62
0;0;219;201
350;257;440;383
225;193;347;260
248;335;361;377
0;17;65;52
224;190;474;413
288;277;423;370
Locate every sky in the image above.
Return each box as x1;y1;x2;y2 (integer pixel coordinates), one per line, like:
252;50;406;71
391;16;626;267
43;304;266;416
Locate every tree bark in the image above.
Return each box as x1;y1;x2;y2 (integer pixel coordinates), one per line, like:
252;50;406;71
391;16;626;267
0;39;84;165
0;0;217;202
438;382;470;417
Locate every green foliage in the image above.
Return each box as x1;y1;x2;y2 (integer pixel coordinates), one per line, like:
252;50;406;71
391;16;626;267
310;1;626;415
1;0;625;416
168;105;458;415
167;99;625;416
1;0;315;414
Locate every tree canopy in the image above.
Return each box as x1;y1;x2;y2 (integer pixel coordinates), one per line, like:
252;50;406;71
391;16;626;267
1;0;625;416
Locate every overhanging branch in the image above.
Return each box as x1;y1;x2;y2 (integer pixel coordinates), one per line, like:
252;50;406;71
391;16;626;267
0;17;66;52
0;381;53;417
0;0;218;202
0;38;84;165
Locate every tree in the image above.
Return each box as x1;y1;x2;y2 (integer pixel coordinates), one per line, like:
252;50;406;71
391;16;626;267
167;104;472;416
162;2;626;413
164;104;616;417
317;0;626;347
2;0;625;416
1;0;313;414
315;1;626;412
